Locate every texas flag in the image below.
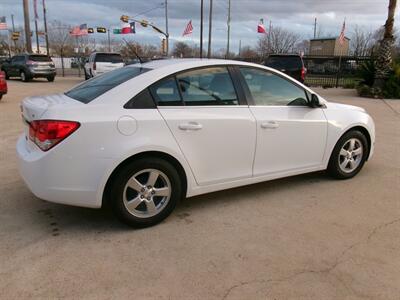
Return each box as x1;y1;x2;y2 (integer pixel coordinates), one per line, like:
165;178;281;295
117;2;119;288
121;22;136;34
257;18;267;34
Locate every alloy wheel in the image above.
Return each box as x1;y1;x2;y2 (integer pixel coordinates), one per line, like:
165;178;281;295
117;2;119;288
338;138;363;173
123;168;171;218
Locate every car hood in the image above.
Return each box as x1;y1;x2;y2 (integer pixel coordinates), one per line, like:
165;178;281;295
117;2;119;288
327;102;366;113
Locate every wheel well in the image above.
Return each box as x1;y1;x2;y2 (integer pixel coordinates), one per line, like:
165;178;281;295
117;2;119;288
343;126;372;160
102;151;188;208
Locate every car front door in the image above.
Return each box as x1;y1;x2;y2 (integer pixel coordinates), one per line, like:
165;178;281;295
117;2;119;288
9;56;20;76
154;66;256;186
238;67;327;176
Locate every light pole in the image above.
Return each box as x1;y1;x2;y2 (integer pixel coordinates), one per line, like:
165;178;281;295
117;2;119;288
23;0;32;52
200;0;204;58
165;0;169;56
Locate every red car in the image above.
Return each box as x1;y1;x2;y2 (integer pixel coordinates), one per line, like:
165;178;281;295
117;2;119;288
0;71;7;100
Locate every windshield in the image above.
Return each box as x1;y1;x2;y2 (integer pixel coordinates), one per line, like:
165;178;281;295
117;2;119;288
265;56;302;70
65;67;150;103
95;54;123;63
29;55;52;62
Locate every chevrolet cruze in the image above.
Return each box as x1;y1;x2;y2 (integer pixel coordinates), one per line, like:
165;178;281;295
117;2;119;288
17;59;375;227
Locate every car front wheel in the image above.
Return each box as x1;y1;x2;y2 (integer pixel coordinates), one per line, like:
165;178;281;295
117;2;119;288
327;130;369;179
110;157;183;228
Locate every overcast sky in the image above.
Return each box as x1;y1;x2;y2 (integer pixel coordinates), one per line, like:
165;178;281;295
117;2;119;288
1;0;399;53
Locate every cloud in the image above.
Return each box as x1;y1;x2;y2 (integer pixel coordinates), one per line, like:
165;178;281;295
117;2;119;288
2;0;399;53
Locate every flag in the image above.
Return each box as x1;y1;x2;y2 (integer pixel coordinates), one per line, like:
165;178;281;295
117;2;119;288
338;20;346;45
33;0;39;19
182;20;193;36
130;22;136;33
257;18;266;34
70;24;88;36
0;16;7;30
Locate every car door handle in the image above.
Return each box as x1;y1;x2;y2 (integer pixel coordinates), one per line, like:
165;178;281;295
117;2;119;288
261;121;279;129
179;122;203;131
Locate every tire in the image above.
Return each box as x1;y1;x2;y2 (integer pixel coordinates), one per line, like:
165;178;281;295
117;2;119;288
110;157;183;228
84;71;89;80
0;94;2;100
3;71;9;80
20;71;29;82
327;130;369;179
47;76;55;82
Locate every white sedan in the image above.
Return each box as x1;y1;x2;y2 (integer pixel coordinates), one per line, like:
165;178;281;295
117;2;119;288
17;59;375;227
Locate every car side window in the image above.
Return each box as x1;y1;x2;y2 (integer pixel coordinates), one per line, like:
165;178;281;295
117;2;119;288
176;67;238;106
239;67;309;106
149;77;182;106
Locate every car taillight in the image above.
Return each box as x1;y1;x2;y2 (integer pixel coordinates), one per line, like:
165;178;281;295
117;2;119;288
93;62;96;70
28;120;80;151
301;67;307;81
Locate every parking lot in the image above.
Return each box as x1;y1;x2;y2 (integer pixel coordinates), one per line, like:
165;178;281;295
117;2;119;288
0;77;399;299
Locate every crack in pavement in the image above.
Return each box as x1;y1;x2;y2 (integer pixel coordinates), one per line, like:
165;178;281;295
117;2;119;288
221;217;400;300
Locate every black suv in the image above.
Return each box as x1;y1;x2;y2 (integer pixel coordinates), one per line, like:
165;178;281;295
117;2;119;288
264;54;307;83
1;54;56;82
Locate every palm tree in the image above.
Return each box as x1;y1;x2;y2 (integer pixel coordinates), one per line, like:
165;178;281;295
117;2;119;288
373;0;397;88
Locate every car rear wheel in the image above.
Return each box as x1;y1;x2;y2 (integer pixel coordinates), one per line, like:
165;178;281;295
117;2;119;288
327;130;369;179
20;71;29;82
47;76;55;82
3;71;9;80
110;157;183;228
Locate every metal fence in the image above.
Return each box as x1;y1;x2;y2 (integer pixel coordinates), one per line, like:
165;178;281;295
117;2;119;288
303;56;371;88
236;55;372;88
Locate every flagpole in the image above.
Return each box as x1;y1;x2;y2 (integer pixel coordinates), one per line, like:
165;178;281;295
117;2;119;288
200;0;204;58
42;0;49;55
207;0;213;58
226;0;231;58
34;18;39;53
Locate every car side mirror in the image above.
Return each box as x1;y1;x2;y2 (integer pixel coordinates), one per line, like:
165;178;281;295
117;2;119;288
309;94;321;108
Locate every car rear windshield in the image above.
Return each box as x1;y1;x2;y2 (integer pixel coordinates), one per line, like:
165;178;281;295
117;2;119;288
95;53;123;63
65;66;150;103
265;56;302;70
28;55;52;62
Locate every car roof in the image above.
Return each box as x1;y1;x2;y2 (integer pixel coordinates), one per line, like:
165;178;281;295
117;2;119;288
132;58;257;70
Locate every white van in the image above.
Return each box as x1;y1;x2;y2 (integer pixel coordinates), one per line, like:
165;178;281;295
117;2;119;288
84;52;124;79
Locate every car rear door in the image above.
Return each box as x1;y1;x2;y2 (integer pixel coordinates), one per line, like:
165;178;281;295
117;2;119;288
238;66;327;176
155;66;256;186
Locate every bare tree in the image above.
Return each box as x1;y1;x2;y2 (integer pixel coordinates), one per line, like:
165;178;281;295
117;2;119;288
350;26;375;56
257;27;301;57
238;46;258;59
172;41;192;58
47;20;73;75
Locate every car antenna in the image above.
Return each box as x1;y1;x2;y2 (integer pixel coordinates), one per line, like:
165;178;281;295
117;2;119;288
122;38;144;64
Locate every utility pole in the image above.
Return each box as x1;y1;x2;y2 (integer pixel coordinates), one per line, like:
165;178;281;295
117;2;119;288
226;0;231;58
313;17;317;39
23;0;32;53
42;0;49;55
207;0;213;58
107;29;111;52
200;0;204;58
165;0;169;56
11;14;17;50
238;39;241;57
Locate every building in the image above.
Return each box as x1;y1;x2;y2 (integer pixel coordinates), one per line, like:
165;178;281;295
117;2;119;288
309;37;350;56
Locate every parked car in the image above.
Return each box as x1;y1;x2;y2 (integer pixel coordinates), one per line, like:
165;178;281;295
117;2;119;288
264;54;307;83
1;54;56;82
17;59;375;227
0;71;7;100
84;52;124;80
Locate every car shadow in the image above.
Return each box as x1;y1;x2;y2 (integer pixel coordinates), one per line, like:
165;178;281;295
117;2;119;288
33;171;330;234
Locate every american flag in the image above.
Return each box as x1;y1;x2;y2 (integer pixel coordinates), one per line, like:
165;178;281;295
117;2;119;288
338;20;346;45
182;20;193;36
0;16;7;30
70;24;88;36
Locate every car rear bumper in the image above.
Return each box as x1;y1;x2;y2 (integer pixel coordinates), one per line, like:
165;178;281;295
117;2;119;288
16;135;109;208
27;68;56;78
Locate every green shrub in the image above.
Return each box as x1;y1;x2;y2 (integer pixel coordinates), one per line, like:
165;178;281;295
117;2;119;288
382;62;400;99
358;60;376;87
